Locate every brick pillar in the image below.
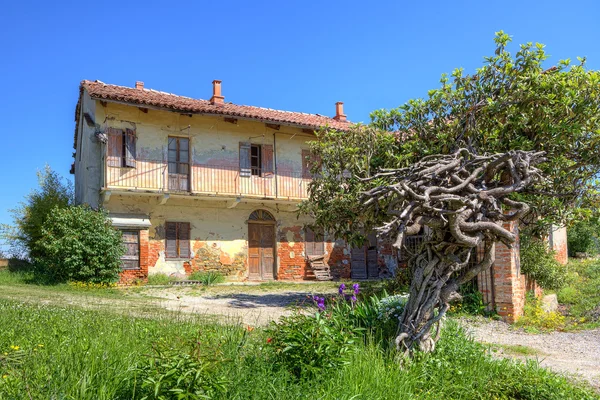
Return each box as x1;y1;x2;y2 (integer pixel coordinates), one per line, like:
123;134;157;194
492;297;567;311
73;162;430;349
493;220;526;323
139;229;149;280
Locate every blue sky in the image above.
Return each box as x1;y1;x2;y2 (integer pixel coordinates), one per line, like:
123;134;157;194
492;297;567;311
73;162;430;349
1;0;599;233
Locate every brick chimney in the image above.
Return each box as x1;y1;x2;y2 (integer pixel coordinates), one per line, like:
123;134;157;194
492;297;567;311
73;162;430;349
333;102;346;121
135;81;144;90
210;80;224;105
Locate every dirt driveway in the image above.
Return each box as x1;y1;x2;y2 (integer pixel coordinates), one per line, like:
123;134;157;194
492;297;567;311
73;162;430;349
141;285;329;325
462;317;600;390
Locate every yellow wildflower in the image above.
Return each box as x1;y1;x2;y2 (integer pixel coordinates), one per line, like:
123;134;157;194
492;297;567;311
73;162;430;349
10;345;19;351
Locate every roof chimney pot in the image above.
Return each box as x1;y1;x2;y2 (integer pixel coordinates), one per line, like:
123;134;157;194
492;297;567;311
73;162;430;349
210;80;224;105
333;102;346;121
135;81;144;90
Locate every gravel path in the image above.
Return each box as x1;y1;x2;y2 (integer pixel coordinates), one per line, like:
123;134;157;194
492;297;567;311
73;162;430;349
461;317;600;390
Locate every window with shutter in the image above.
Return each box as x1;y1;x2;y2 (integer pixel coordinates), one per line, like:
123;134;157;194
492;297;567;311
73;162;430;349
124;128;137;168
107;128;123;167
302;149;320;179
250;144;262;176
262;144;274;177
239;142;251;177
165;221;191;259
120;230;140;270
305;227;325;257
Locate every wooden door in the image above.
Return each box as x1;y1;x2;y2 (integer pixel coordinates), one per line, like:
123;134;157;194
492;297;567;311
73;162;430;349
351;233;378;279
168;137;189;191
248;223;275;280
351;247;367;279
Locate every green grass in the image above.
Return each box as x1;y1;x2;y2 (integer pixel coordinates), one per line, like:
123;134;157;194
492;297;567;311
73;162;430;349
493;344;542;356
0;298;597;399
556;259;600;330
189;271;225;285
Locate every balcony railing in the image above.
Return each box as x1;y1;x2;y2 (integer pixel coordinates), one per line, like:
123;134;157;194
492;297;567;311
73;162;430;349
105;158;310;200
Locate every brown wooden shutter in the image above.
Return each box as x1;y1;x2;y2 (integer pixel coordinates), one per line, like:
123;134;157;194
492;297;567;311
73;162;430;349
314;230;325;255
107;128;123;167
165;222;178;258
178;222;191;258
305;227;315;256
240;142;251;177
124;128;136;168
302;149;311;178
262;144;274;177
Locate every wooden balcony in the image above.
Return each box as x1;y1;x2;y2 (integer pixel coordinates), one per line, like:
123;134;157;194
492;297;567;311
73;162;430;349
105;158;310;200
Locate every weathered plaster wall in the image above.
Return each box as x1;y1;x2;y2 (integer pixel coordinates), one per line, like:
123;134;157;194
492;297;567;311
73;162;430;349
549;225;568;264
95;101;312;178
107;194;348;280
74;91;103;208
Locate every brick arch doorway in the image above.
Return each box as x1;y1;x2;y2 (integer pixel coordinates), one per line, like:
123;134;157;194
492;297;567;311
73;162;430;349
247;209;276;281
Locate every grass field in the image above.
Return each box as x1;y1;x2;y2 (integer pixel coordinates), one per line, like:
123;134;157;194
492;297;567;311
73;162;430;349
0;271;598;399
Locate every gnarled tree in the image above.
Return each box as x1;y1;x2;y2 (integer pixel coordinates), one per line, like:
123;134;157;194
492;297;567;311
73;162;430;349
300;32;600;353
362;149;544;351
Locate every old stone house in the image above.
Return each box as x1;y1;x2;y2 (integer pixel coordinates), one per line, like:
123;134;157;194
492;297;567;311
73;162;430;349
72;80;399;284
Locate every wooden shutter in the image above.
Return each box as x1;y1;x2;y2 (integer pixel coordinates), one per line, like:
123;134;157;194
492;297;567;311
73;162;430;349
239;142;251;177
107;128;123;167
302;149;314;178
178;222;191;258
124;128;136;168
305;227;315;256
262;144;274;177
305;227;324;256
120;230;140;270
165;222;178;258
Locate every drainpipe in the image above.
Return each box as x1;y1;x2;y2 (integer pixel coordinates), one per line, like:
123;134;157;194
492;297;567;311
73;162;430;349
273;132;278;198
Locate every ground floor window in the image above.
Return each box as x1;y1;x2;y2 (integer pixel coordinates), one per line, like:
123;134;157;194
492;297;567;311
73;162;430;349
305;227;325;257
120;230;140;270
165;222;191;259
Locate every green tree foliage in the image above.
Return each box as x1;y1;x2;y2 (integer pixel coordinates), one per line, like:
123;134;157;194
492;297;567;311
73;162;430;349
302;32;600;242
2;166;72;259
520;236;567;290
35;206;124;283
567;218;600;256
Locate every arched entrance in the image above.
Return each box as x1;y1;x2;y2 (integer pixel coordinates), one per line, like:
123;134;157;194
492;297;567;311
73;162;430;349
247;210;276;280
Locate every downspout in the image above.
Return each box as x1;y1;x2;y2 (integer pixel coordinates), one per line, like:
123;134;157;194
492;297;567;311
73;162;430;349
273;131;278;198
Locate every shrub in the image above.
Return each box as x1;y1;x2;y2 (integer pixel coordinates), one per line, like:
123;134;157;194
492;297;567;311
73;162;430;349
189;271;225;285
567;219;600;257
517;293;565;331
35;206;124;283
266;311;360;378
137;337;228;399
3;166;72;259
557;286;579;305
520;236;567;290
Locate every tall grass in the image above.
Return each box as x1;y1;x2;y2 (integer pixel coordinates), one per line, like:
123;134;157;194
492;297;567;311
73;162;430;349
0;299;597;399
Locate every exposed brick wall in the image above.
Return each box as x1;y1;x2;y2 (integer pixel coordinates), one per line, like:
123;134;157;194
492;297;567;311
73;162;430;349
277;225;306;281
327;239;351;279
493;220;527;323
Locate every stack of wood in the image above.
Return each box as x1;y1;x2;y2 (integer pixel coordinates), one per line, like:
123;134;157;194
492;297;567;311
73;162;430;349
307;254;332;281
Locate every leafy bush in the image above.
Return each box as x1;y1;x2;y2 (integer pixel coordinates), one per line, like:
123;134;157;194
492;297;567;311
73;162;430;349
137;337;228;399
35;206;124;283
189;271;225;285
567;219;600;257
517;293;565;331
375;293;408;322
3;166;72;259
557;286;579;305
520;236;567;290
266;311;360;378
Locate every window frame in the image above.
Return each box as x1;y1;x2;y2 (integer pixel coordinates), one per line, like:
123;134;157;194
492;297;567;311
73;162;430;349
165;221;191;259
120;230;140;270
250;144;262;176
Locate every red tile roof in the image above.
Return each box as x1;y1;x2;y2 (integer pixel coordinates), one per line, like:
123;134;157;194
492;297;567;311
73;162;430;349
80;80;352;130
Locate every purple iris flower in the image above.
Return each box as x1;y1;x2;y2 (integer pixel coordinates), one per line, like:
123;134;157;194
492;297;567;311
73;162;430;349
313;296;326;311
353;283;360;295
351;295;357;303
338;283;346;295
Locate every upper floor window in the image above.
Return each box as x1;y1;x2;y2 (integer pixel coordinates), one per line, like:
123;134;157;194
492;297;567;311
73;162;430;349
107;127;136;168
240;142;273;178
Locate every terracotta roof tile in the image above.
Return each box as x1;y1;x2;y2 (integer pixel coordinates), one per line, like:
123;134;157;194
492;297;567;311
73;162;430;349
80;80;352;131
